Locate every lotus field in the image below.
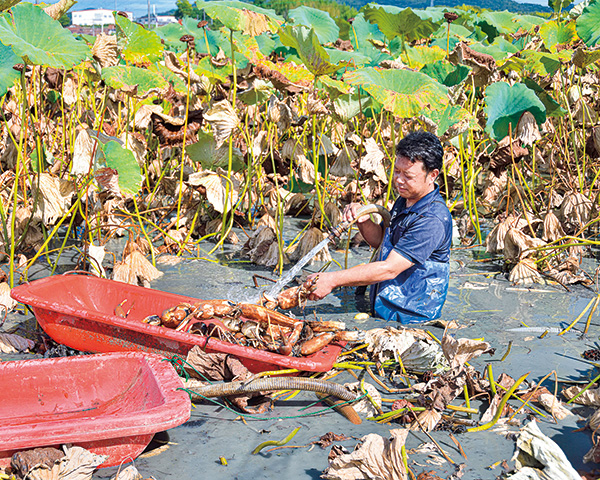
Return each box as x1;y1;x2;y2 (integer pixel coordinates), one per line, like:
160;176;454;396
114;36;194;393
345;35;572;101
0;0;600;290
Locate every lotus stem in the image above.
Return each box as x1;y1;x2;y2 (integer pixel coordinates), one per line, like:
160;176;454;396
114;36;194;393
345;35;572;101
584;295;600;334
251;427;301;455
566;371;600;404
467;372;529;432
558;296;596;335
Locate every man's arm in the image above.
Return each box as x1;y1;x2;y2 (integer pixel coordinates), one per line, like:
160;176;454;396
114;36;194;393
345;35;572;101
307;250;413;300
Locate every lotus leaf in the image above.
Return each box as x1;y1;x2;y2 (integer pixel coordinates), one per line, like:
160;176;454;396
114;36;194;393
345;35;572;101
521;50;566;77
156;20;226;55
324;48;370;67
196;0;281;35
278;25;348;77
539;21;577;52
101;66;168;96
477;11;541;40
0;3;89;68
101;141;143;196
469;39;518;61
149;63;188;94
0;0;19;11
332;91;372;123
344;67;448;119
363;5;440;45
187;131;244;171
523;78;566;117
431;23;473;40
238;78;275;105
421;60;470;87
115;13;163;65
319;75;351;97
0;41;20;97
43;0;76;20
349;12;385;50
576;0;600;46
549;0;571;14
401;45;446;69
289;6;339;45
484;82;546;140
572;47;600;68
433;105;476;138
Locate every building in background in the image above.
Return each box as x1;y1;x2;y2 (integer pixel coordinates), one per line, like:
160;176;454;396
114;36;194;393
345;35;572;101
71;8;133;26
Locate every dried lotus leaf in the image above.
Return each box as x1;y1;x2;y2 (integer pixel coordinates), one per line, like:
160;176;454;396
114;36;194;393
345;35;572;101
318;134;338;157
343;382;381;416
32;173;75;225
409;409;442;432
204;100;239;149
543;210;565;242
330;147;357;178
516;111;541;147
112;250;163;287
0;332;34;353
485;215;528;254
509;258;543;285
587;409;600;431
307;92;328;115
503;228;545;263
295;153;316;184
195;172;239;214
0;281;16;313
537;393;571;420
87;243;106;277
132;104;163;130
92;34;118;68
360;137;387;183
562;386;600;406
441;335;493;369
560;191;593;232
313;201;342;229
288;227;331;264
109;465;142;480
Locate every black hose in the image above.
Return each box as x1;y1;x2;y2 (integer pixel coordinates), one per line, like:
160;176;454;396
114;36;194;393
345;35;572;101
188;377;357;402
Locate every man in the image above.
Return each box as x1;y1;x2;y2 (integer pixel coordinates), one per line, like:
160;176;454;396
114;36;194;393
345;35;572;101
308;131;452;324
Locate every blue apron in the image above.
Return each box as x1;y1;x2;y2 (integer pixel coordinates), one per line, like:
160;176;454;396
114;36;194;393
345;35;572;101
369;203;450;324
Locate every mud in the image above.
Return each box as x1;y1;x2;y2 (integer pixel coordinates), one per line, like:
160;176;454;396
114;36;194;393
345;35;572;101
3;231;600;479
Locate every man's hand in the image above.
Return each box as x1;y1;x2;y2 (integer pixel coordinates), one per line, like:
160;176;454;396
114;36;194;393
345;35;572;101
306;272;336;300
343;203;369;224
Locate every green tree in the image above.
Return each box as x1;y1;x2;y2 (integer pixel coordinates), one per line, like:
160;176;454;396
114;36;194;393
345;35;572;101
175;0;201;19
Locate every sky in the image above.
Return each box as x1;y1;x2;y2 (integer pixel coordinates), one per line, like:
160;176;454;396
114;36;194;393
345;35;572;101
69;0;178;18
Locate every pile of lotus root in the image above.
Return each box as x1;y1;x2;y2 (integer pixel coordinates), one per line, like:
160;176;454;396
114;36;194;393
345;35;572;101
140;280;361;357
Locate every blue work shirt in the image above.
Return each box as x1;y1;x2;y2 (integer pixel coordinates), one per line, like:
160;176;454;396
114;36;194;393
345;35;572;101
370;185;452;324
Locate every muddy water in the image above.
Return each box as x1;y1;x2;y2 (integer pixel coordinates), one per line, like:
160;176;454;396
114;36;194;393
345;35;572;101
3;228;599;479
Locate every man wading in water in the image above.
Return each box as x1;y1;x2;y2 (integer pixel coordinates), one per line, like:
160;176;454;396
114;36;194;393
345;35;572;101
307;131;453;324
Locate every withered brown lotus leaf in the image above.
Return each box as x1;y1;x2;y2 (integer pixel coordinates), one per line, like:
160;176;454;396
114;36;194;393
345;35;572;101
587;408;600;431
321;429;408;480
503;227;545;263
360;137;388;183
516;111;541;147
485;215;528;254
289;227;331;264
318;134;339;156
205;219;239;244
441;335;493;370
132;104;163;130
559;191;592;232
573;98;598;125
542;210;565;242
0;282;17;314
92;34;118;68
151;110;203;147
537;393;571;420
112;250;163;287
194;171;239;214
379;59;406;69
313;201;342;229
481;170;507;206
32;173;75;225
284;192;311;216
257;213;277;230
204;100;240;149
409;409;442;432
508;258;543;285
307;91;328;116
333;39;353;51
330;146;358;178
95;167;121;197
449;42;497;87
43;0;76;20
267;95;293;130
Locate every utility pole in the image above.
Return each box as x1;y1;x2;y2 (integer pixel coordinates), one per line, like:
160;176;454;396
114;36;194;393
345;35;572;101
147;0;150;27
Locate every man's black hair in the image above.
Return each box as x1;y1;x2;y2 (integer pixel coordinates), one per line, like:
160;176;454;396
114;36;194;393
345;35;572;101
395;131;443;173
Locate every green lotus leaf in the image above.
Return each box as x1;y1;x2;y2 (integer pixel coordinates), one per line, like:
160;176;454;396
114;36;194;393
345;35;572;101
289;6;339;45
539;20;577;52
0;3;89;68
576;0;600;46
194;56;232;84
278;25;348;77
0;41;20;97
148;63;188;94
476;11;541;41
187;130;244;171
237;78;275;105
484;81;546;140
431;23;473;40
421;60;470;87
469;39;518;61
115;13;163;65
344;67;448;118
324;47;370;67
411;7;445;23
521;50;565;77
572;46;600;68
156;21;221;55
363;5;440;44
318;75;351;97
549;0;570;14
182;17;229;53
196;0;282;35
332;91;372;122
101;141;143;196
523;78;566;117
401;45;446;69
101;65;168;95
427;104;475;138
349;12;385;50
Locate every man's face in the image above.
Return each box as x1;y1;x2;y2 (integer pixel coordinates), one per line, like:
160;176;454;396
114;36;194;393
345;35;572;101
392;156;439;205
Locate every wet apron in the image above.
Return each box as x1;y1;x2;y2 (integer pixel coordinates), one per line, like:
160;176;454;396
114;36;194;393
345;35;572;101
369;200;450;324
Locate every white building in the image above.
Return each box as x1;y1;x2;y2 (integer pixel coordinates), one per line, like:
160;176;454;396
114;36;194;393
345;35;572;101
71;9;133;26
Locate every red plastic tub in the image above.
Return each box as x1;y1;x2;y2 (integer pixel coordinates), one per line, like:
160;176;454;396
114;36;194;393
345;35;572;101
0;352;191;468
10;274;343;373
